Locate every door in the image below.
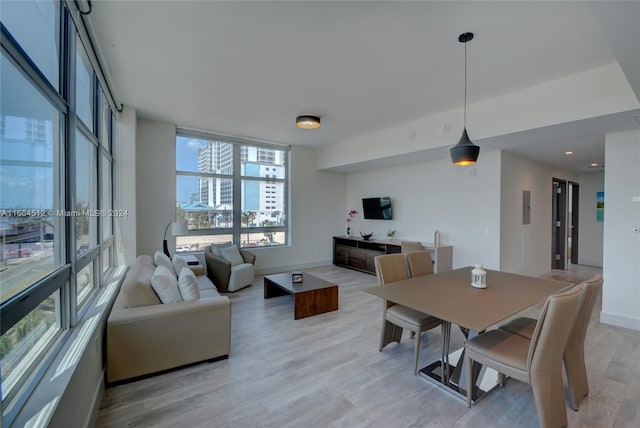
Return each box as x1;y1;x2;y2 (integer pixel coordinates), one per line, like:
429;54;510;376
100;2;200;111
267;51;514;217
569;181;580;265
551;179;567;269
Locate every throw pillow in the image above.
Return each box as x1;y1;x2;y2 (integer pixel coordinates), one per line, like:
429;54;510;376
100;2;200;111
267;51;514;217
219;244;244;266
209;242;233;257
172;255;188;275
150;265;183;304
178;268;201;301
154;250;176;277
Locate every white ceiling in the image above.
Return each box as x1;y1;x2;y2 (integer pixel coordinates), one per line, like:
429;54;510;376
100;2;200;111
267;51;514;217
88;1;640;173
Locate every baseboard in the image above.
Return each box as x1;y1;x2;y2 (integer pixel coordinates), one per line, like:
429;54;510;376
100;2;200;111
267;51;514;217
254;260;333;276
600;311;640;331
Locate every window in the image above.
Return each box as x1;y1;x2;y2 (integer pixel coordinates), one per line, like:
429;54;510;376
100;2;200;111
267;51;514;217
175;131;289;251
0;0;60;90
1;2;117;420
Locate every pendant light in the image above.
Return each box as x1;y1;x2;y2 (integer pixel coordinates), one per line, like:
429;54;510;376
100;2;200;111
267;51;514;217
450;32;480;166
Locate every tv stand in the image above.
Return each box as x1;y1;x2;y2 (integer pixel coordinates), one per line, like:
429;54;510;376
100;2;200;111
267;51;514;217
333;236;452;275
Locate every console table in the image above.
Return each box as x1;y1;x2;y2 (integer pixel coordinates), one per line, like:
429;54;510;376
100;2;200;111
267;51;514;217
333;236;452;274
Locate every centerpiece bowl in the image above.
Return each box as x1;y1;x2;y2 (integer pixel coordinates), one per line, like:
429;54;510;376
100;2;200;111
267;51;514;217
360;232;374;241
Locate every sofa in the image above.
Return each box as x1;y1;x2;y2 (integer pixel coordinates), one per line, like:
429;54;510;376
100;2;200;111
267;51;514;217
205;244;256;292
106;254;231;383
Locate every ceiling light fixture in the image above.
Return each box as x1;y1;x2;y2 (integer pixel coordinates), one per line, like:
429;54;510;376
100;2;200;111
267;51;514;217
296;115;321;129
565;151;574;155
590;162;599;167
450;32;480;166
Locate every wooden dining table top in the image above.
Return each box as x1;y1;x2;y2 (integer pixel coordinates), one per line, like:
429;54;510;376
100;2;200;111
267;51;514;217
363;267;571;332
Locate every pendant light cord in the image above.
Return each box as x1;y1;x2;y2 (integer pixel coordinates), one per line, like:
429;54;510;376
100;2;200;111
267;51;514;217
463;38;467;128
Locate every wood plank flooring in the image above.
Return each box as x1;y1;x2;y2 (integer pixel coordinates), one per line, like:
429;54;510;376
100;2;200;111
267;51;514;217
96;265;640;427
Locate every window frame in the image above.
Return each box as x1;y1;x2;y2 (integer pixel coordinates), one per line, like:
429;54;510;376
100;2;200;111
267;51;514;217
0;1;117;420
175;128;290;249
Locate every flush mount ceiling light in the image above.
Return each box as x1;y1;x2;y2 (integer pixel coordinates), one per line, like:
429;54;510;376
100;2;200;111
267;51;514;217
296;115;321;129
450;32;480;166
565;151;574;155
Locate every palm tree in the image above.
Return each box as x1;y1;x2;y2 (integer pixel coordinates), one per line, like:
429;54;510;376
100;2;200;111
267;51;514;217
241;211;256;244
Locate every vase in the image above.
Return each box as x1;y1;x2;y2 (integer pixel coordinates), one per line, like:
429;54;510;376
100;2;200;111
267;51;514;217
346;226;351;237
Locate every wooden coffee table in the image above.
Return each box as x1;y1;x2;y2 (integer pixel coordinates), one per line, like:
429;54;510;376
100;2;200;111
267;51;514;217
264;272;338;319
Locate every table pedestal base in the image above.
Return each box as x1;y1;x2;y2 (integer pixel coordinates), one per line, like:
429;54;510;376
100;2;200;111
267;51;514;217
418;349;500;405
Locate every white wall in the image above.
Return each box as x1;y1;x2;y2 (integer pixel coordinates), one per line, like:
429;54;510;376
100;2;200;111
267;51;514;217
499;151;578;276
601;129;640;330
134;120;346;271
578;171;604;266
346;150;502;270
135;119;177;257
254;146;346;273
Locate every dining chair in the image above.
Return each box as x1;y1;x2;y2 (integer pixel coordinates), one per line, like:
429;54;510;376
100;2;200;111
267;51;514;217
404;250;434;278
400;240;422;253
374;254;443;375
464;283;583;428
499;274;603;410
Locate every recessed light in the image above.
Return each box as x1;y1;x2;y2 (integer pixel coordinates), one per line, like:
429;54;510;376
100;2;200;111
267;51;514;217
590;163;599;167
565;151;574;155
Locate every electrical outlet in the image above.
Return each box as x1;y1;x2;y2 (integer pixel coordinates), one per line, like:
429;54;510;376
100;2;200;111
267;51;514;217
407;131;416;142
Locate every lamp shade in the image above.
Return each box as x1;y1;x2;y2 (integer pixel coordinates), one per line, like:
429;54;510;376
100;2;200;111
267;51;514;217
450;128;480;166
296;115;320;129
170;222;188;235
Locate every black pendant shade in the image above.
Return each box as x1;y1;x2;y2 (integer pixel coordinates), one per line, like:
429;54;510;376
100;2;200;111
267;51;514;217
450;32;479;166
450;128;480;165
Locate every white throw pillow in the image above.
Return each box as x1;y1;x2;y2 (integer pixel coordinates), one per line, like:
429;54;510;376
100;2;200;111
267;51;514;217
219;244;244;266
150;265;183;304
172;255;188;275
178;268;201;301
154;250;176;277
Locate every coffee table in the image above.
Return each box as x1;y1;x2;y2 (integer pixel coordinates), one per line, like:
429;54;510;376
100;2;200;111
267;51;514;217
264;272;338;319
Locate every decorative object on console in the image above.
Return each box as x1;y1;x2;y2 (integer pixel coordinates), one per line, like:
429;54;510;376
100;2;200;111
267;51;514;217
296;115;321;129
291;271;303;283
163;222;188;257
360;232;374;241
434;230;440;247
387;229;396;239
471;264;487;288
450;32;480;166
346;209;358;236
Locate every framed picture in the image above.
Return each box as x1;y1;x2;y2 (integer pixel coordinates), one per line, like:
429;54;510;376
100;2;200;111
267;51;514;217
291;272;303;283
596;191;604;222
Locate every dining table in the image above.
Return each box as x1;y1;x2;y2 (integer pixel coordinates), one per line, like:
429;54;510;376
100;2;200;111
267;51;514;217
363;266;571;402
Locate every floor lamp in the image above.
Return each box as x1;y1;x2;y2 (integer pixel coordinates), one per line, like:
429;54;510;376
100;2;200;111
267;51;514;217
163;222;188;257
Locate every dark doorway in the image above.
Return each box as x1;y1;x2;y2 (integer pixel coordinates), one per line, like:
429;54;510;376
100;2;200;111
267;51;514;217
568;181;580;265
551;179;567;269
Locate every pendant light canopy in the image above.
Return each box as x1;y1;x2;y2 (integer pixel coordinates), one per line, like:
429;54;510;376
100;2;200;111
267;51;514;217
450;32;480;166
296;115;321;129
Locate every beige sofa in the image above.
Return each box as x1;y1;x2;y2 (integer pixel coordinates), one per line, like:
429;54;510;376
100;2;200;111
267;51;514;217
106;255;231;383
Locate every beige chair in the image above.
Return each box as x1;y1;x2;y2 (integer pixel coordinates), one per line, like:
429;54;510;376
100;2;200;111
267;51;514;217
499;274;603;410
464;284;583;428
375;253;443;375
404;250;434;278
204;245;256;292
400;240;422;253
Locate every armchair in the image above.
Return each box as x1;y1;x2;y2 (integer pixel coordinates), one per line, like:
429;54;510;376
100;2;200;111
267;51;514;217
205;245;256;292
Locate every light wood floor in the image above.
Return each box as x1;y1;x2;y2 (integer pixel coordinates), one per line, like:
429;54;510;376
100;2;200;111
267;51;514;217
96;265;640;428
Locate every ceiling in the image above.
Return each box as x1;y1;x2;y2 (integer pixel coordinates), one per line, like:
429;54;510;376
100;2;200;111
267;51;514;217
87;1;640;173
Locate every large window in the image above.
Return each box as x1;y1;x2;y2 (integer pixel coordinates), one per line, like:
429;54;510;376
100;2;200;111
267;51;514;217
175;131;288;251
1;1;117;421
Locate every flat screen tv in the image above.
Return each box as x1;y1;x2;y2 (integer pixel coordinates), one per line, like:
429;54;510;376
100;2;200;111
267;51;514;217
362;197;392;220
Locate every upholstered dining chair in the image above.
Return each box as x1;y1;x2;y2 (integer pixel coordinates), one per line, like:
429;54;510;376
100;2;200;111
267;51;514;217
400;240;422;253
499;274;603;410
464;283;583;428
404;250;434;278
375;253;443;375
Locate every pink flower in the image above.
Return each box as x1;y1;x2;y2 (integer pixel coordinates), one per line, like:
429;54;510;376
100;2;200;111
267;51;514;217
347;209;358;218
